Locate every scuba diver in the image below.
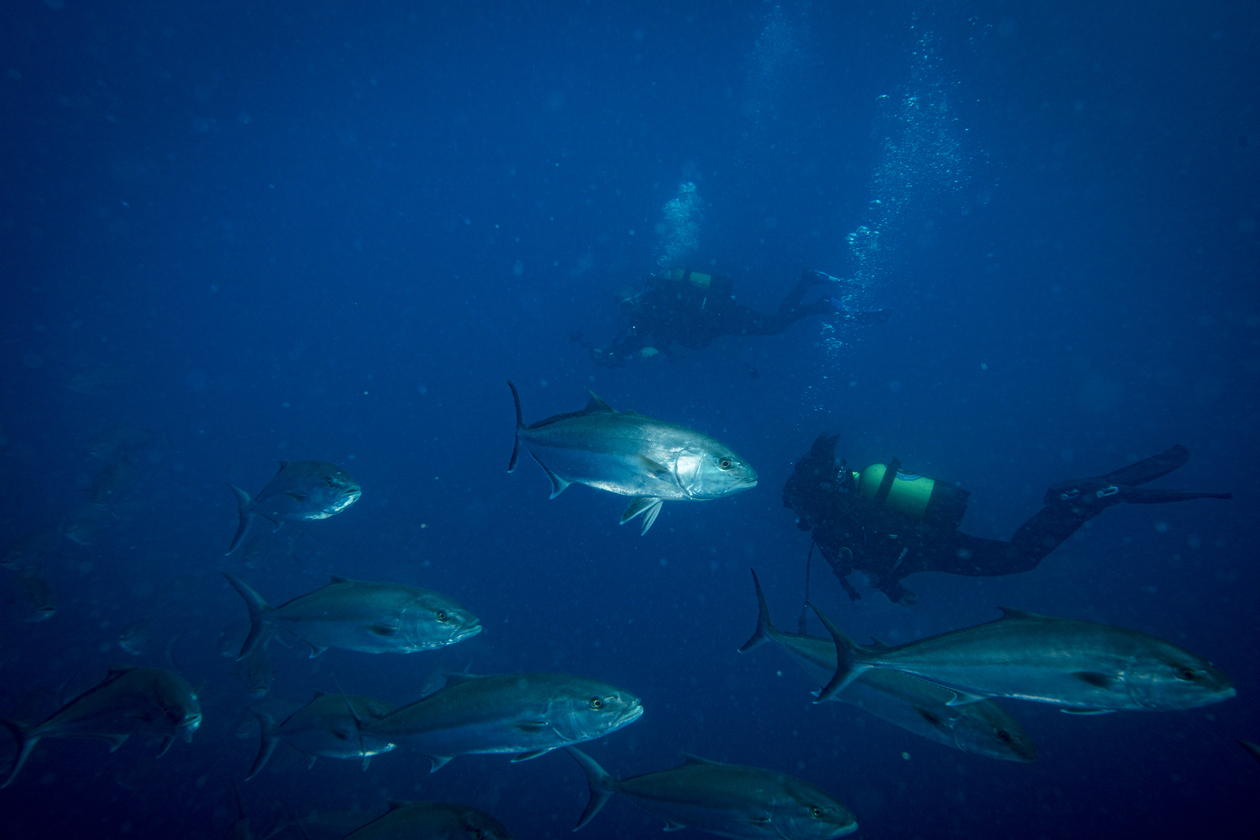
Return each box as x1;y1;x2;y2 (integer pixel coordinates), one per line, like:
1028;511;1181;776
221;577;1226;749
783;435;1231;606
570;268;890;368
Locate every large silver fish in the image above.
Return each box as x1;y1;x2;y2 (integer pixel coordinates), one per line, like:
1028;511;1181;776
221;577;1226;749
343;801;513;840
225;460;361;554
1;525;61;573
739;571;1035;762
0;665;202;787
247;693;397;780
362;672;643;771
507;381;757;534
223;573;481;659
810;603;1236;713
566;747;857;838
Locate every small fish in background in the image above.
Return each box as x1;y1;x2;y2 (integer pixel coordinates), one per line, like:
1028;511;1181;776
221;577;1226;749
259;807;377;840
1239;740;1260;765
117;619;155;656
218;618;250;659
90;459;137;506
239;644;273;698
14;573;55;622
1;525;62;573
247;693;398;780
341;802;514;840
225;461;361;555
239;522;308;571
0;665;202;788
65;364;134;394
222;573;481;659
565;747;858;838
63;504;109;546
88;424;171;463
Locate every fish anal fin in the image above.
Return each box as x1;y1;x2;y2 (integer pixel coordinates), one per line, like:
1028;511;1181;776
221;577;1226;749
511;749;550;762
155;736;174;758
1071;671;1120;690
329;575;353;584
528;452;570;499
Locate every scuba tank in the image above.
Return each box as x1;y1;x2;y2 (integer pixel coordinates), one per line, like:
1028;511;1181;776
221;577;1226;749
853;461;970;530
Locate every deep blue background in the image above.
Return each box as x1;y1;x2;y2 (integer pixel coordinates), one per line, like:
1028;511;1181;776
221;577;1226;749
1;1;1257;837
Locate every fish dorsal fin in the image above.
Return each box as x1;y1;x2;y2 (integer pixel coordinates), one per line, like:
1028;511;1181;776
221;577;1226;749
329;575;353;584
441;672;483;687
681;754;719;766
385;801;413;812
997;607;1043;621
867;638;894;652
312;690;327;699
583;391;616;414
278;460;290;469
1059;707;1116;715
106;665;137;676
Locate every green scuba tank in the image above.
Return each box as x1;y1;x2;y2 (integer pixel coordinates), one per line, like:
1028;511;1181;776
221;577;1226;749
853;463;970;529
668;267;713;288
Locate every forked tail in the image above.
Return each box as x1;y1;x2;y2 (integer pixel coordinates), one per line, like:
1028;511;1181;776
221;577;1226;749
225;484;255;555
565;747;617;831
738;568;777;653
222;573;277;660
507;380;525;473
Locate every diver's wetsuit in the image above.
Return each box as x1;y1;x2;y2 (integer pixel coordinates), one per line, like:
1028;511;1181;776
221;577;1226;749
783;435;1231;605
579;269;885;367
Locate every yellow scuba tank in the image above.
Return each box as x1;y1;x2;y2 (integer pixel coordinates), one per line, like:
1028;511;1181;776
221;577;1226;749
853;463;970;529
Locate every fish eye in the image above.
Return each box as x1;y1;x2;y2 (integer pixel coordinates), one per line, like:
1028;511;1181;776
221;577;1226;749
324;476;335;487
436;610;449;622
589;697;604;709
996;729;1012;743
810;807;824;818
1176;667;1198;681
718;457;732;470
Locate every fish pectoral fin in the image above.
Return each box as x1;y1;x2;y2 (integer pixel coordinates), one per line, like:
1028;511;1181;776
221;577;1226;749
621;497;664;534
637;455;671;480
511;721;551;733
366;624;399;637
1070;671;1121;690
511;749;550;762
284;491;308;501
944;690;989;707
681;754;720;766
427;755;453;773
304;642;328;658
662;819;687;832
529;453;571;499
912;706;950;734
1059;707;1116;716
155;736;174;758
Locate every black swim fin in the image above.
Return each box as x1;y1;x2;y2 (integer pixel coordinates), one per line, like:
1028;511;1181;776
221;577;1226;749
1098;445;1189;486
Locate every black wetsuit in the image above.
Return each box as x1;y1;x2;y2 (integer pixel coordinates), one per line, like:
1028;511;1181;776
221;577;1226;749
581;269;843;368
783;434;1231;605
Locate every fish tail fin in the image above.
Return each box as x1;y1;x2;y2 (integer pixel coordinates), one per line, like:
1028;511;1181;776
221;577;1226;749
222;573;275;660
507;380;525;473
0;718;36;788
808;601;870;703
738;568;776;653
245;713;278;781
225;483;255;555
565;747;615;832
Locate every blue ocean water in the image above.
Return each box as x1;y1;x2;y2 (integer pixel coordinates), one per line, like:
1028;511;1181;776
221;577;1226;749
1;1;1257;837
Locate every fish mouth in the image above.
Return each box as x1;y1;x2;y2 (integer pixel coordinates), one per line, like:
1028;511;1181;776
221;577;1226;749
616;703;645;728
454;622;483;642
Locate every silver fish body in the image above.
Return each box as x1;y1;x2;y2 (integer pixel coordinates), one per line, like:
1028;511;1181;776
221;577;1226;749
812;604;1236;712
248;693;397;780
0;665;201;787
364;672;643;771
15;573;56;623
240;644;273;698
223;573;481;659
740;571;1034;762
343;801;513;840
507;381;757;534
225;460;361;554
1;525;61;573
567;748;857;838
